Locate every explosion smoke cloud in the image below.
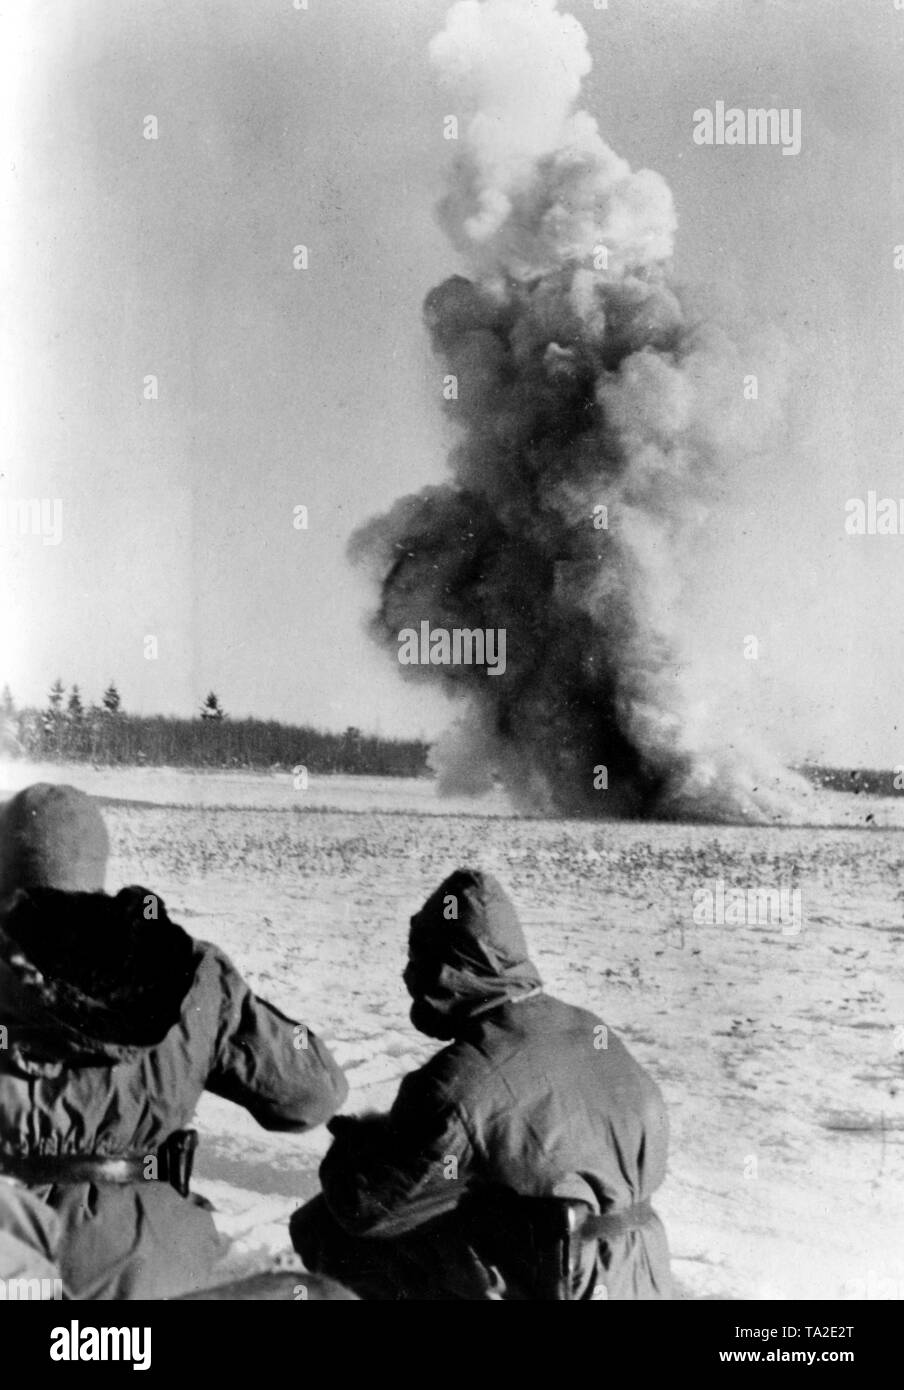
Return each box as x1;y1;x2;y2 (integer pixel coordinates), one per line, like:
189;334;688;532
351;0;801;822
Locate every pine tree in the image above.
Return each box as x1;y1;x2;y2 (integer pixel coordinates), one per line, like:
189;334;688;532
102;681;122;715
200;691;225;721
0;684;19;756
44;677;67;755
47;678;65;713
67;685;84;720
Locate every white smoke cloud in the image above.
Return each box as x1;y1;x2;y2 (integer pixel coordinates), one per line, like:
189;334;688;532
430;0;676;276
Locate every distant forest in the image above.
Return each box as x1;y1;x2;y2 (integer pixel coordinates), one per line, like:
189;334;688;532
0;681;430;776
797;764;901;799
0;682;892;791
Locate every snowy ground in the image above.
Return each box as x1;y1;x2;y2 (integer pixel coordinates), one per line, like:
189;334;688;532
3;762;903;1300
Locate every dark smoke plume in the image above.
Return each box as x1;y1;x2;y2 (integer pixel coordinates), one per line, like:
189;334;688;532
351;0;802;821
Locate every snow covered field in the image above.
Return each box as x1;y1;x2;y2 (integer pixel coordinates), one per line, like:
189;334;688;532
3;763;903;1300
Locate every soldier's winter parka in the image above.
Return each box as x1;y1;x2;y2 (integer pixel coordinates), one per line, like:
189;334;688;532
297;868;672;1299
0;784;347;1299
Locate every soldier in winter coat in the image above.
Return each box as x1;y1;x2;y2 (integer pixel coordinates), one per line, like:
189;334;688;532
0;1177;62;1291
0;783;348;1299
291;868;671;1300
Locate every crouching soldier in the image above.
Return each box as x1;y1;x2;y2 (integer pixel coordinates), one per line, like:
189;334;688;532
291;868;671;1300
0;783;348;1299
0;1177;63;1295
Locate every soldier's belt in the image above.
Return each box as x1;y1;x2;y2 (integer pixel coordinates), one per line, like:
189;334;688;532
0;1152;152;1185
0;1128;198;1195
580;1198;654;1239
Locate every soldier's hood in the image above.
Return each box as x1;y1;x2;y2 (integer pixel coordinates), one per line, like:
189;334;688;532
0;886;198;1068
404;869;543;1041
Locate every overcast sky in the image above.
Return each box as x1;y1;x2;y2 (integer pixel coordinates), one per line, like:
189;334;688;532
1;0;902;765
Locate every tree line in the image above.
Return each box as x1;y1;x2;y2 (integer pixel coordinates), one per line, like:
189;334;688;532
0;682;430;776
